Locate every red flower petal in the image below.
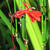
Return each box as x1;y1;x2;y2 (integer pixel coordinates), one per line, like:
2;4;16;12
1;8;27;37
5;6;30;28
30;10;42;17
26;10;41;22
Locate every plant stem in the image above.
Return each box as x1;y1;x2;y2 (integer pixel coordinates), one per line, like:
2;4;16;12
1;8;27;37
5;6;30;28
48;0;50;50
6;0;11;13
14;0;17;33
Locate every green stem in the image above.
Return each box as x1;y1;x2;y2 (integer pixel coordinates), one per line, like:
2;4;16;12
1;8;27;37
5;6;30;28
6;0;11;13
48;0;50;21
14;0;17;33
48;0;50;50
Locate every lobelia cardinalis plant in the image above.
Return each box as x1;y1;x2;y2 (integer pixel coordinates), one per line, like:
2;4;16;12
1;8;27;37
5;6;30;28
9;1;42;50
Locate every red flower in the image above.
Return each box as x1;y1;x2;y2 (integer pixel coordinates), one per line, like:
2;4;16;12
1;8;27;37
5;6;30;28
26;10;42;22
9;1;42;50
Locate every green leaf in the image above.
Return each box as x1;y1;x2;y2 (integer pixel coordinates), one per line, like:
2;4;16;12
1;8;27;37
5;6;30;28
0;10;26;50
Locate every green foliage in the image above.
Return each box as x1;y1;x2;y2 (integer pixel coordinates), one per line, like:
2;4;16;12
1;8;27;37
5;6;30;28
0;0;50;50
